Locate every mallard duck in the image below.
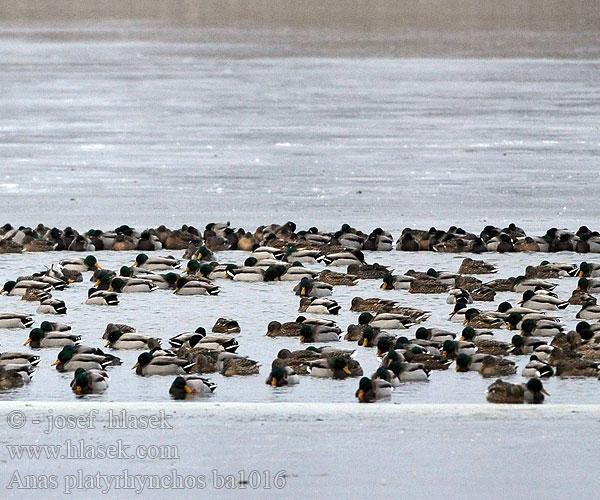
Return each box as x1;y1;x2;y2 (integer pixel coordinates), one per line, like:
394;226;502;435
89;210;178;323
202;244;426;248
40;320;71;332
576;302;600;319
109;277;157;293
459;327;507;355
134;253;180;271
496;302;539;317
577;262;600;278
508;335;547;355
477;356;517;377
388;359;429;381
225;265;265;282
577;277;600;294
0;351;40;367
0;312;34;329
60;255;100;272
272;349;321;375
513;277;557;293
266;365;300;386
186;333;239;353
300;324;341;343
298;297;340;315
1;280;51;296
483;277;516;292
250;246;284;261
294;278;333;298
70;367;109;394
21;288;52;302
277;265;316;282
105;330;160;350
455;353;489;372
521;318;563;337
133;352;192;376
309;357;354;379
360;327;393;349
85;288;119;305
52;345;115;372
120;266;178;289
318;250;365;267
217;353;260;376
355;376;392;402
409;277;449;294
403;346;452;370
0;366;33;388
555;358;599;377
519;290;568;311
485;378;549;404
212;318;241;333
448;301;469;323
442;340;476;358
351;297;431;322
522;355;554;378
463;309;504;329
318;269;359;286
358;312;415;330
447;288;473;304
415;327;455;343
169;374;216;398
174;277;219;296
471;286;496;301
346;263;390;280
36;298;67;315
381;273;414;290
371;366;400;387
458;258;498;275
25;328;81;348
284;248;322;263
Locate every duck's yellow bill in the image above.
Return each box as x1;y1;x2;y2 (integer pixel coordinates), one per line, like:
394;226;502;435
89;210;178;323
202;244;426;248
184;385;193;393
51;360;60;366
300;287;306;295
95;280;101;286
358;389;365;401
381;282;388;289
541;388;550;396
75;386;82;394
459;336;465;341
343;366;352;375
95;263;101;269
133;261;138;267
107;286;113;292
578;271;584;277
506;323;512;329
105;341;111;348
362;339;368;347
271;378;278;387
23;338;31;345
131;362;139;370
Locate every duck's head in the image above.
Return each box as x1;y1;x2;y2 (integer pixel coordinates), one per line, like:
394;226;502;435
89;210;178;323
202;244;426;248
84;255;100;269
497;302;513;313
461;327;476;342
133;352;153;369
519;290;535;304
40;321;53;332
197;246;211;260
526;378;549;396
577;278;590;291
298;277;311;296
134;253;148;267
576;321;591;334
52;345;76;365
394;337;409;350
381;273;395;290
358;312;373;326
579;262;591;278
25;328;44;345
109;277;125;292
244;257;258;267
579;328;594;341
455;353;471;372
426;268;439;278
264;267;280;282
170;376;192;398
385;350;401;366
341;223;352;234
164;273;179;286
332;357;351;375
463;308;480;323
299;324;313;342
521;319;536;336
185;260;200;274
360;326;375;347
415;327;430;340
95;271;112;287
356;377;372;402
186;334;203;349
376;336;392;355
120;266;133;277
388;361;402;377
174;277;188;292
0;281;16;294
506;313;523;330
269;366;285;386
442;340;455;357
199;263;214;278
106;330;123;347
511;335;524;348
373;367;390;381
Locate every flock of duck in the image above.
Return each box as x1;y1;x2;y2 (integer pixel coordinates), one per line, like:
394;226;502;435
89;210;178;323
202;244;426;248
2;221;600;403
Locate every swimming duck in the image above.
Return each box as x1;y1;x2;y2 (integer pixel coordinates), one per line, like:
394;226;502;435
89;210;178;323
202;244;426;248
279;265;318;282
521;318;563;338
226;265;265;282
508;335;547;355
70;367;109;394
85;288;119;306
284;247;322;264
403;346;452;370
298;297;340;315
521;355;554;378
52;346;115;372
25;328;81;348
300;324;341;343
0;366;33;388
266;365;300;386
36;298;67;315
346;263;390;280
358;312;415;330
519;290;568;311
174;277;219;296
309;356;354;379
513;277;557;293
0;312;34;329
455;353;490;372
447;288;473;304
575;302;600;319
415;327;455;343
485;378;549;404
577;277;600;294
0;351;40;368
317;250;365;267
409;277;450;294
133;352;192;376
211;318;241;334
250;246;285;261
355;376;392;402
134;253;180;271
105;330;160;350
40;320;71;332
484;277;517;292
217;352;260;376
460;327;508;355
463;308;504;329
577;262;600;278
294;278;333;298
442;340;476;358
272;348;322;375
381;273;414;290
555;358;599;377
387;359;430;381
1;280;52;296
169;375;216;398
457;258;498;275
317;269;359;286
109;277;157;293
477;356;517;377
60;255;101;272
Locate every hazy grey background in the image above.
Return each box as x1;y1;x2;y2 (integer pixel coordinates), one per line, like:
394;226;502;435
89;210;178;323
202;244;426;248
0;1;599;232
